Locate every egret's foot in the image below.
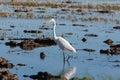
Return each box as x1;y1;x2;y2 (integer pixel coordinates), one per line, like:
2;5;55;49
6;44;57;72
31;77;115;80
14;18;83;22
65;55;74;62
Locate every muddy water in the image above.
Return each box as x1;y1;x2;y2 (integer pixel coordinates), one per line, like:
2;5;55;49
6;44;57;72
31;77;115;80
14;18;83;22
0;1;120;80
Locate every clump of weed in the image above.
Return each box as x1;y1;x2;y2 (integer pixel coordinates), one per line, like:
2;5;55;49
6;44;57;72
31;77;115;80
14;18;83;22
26;12;34;18
0;11;8;17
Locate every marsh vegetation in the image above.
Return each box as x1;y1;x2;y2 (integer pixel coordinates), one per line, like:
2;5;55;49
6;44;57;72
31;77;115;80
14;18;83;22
0;0;120;80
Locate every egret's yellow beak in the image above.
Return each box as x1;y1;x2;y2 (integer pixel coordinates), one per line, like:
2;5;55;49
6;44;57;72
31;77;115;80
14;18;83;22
44;20;51;24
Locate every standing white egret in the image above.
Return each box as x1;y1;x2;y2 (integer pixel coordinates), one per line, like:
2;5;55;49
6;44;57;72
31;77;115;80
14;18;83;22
44;18;76;53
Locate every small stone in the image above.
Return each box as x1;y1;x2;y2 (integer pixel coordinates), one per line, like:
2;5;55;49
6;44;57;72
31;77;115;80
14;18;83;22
113;26;120;29
85;34;98;37
82;38;87;42
17;63;26;66
23;75;29;77
83;48;96;52
40;52;46;60
7;63;14;68
104;39;113;45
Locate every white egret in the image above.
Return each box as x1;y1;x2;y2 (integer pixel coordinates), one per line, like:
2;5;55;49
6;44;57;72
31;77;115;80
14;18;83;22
44;18;76;53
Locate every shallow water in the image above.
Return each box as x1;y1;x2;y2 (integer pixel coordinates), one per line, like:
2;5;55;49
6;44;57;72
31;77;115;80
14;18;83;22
0;1;120;80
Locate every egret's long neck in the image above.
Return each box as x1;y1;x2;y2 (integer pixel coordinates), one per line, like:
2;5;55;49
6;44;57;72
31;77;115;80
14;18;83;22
53;20;57;39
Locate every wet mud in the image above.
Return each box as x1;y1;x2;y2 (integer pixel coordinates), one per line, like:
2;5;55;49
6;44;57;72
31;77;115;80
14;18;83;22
100;44;120;55
104;39;113;45
0;57;18;80
82;48;96;52
29;71;91;80
24;30;42;33
5;38;56;50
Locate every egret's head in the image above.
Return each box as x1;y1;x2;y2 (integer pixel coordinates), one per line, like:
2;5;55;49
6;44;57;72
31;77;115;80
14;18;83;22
44;18;56;25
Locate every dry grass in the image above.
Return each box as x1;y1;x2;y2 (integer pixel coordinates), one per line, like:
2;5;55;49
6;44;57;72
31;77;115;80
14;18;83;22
80;16;120;24
0;1;120;11
0;1;39;6
38;2;67;8
16;13;25;18
0;11;8;17
0;1;66;7
37;14;54;19
69;3;82;8
0;1;120;24
26;12;34;18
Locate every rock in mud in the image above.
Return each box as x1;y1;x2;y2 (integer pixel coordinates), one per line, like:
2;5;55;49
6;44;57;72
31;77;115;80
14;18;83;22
113;64;120;67
0;38;4;40
100;44;120;55
93;10;113;13
109;60;120;63
72;24;85;26
82;38;87;42
29;71;91;80
82;48;96;52
24;30;42;33
14;9;28;12
113;26;120;29
86;58;94;61
0;70;18;80
34;38;56;46
23;75;29;78
39;27;52;30
85;34;98;37
20;40;40;50
0;57;14;68
100;49;111;55
110;44;120;48
104;39;113;45
5;41;20;47
40;52;46;60
29;72;54;80
17;63;26;66
0;57;18;80
5;38;56;50
10;25;15;28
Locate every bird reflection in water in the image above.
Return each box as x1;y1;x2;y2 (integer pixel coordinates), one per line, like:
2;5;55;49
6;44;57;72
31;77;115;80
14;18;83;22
62;53;77;80
62;66;76;80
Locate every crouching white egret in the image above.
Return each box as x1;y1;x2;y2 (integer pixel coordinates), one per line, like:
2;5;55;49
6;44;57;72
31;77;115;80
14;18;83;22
44;18;76;53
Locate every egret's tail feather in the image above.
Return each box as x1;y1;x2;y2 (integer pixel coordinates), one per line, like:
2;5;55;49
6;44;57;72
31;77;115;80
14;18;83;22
72;48;76;53
68;47;76;53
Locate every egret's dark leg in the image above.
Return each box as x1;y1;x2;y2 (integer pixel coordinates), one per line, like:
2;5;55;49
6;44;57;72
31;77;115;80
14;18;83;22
66;55;70;66
63;51;70;66
63;51;65;64
62;51;65;73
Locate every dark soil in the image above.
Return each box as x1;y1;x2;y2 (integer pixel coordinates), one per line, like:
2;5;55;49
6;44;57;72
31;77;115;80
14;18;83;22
0;57;18;80
0;70;18;80
5;38;56;50
0;57;14;68
100;44;120;55
82;48;96;52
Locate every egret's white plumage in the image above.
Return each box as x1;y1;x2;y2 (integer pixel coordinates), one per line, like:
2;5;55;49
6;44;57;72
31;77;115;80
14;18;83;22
55;37;76;53
45;18;76;53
